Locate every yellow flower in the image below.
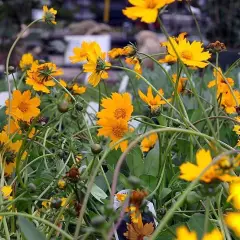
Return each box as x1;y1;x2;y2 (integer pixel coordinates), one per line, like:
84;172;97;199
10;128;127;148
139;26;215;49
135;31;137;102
3;119;36;139
59;79;67;88
116;193;127;202
225;212;240;237
72;84;86;95
108;48;125;59
172;74;188;93
4;162;16;177
159;33;211;68
140;133;158;152
221;90;240;114
3;119;20;135
122;0;175;23
42;5;57;25
97;93;133;122
5;90;40;122
97;118;132;152
138;87;171;112
125;57;142;79
175;226;223;240
202;229;223;240
227;180;240;209
58;179;66;189
208;68;234;95
83;42;111;87
233;125;240;135
69;41;96;63
1;186;12;199
179;149;238;183
175;226;197;240
26;62;63;93
108;45;136;59
19;53;34;71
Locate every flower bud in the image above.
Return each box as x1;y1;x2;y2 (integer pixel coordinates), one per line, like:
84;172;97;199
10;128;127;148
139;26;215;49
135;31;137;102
58;179;66;189
58;100;69;113
75;102;84;112
8;66;15;74
28;183;37;193
91;144;102;154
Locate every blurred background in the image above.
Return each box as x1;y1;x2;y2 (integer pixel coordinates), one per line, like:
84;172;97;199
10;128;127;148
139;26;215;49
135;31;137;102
0;0;239;86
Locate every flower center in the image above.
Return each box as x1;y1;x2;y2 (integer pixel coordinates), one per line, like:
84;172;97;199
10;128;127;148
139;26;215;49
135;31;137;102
112;125;125;138
181;50;193;60
18;102;28;113
114;108;127;119
146;0;157;8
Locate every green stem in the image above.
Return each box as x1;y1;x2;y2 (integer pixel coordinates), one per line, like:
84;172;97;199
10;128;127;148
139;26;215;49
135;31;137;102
203;197;210;233
0;212;73;240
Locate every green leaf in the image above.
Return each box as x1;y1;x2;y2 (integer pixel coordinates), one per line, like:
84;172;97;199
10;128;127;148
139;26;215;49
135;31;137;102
156;223;183;240
18;216;46;240
126;147;144;177
159;188;172;200
140;175;157;192
91;183;108;203
144;148;160;177
187;213;214;239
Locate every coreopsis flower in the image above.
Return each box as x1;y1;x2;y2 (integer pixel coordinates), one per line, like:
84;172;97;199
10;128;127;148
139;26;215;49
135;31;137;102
97;118;133;152
179;149;238;183
175;226;223;240
72;84;86;95
140;133;158;153
233;125;240;135
125;57;142;78
97;93;133;122
42;5;57;25
227;180;240;209
225;212;240;237
26;62;63;93
172;74;188;93
69;41;97;63
108;45;136;59
5;90;40;122
159;33;211;68
221;90;240;114
208;68;234;95
1;186;13;199
19;53;34;71
83;43;111;87
58;179;66;189
59;79;67;88
42;197;67;209
138;87;171;113
122;0;175;23
3;119;36;139
123;221;154;240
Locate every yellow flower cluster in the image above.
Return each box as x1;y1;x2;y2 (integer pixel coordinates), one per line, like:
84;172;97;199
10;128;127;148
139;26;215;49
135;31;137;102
69;41;111;87
159;33;211;68
97;93;133;152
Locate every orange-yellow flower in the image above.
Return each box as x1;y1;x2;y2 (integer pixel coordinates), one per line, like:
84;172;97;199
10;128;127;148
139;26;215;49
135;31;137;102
122;0;175;23
69;41;97;63
26;62;63;93
179;149;238;183
83;43;111;87
208;68;234;94
225;212;240;237
59;79;67;88
175;226;223;240
1;186;12;199
72;84;86;95
108;45;136;59
159;33;211;68
138;87;171;112
140;133;158;152
97;93;133;122
42;5;57;25
97;117;133;152
227;180;240;209
5;90;40;122
172;74;188;93
125;57;142;78
221;90;240;114
19;53;34;71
